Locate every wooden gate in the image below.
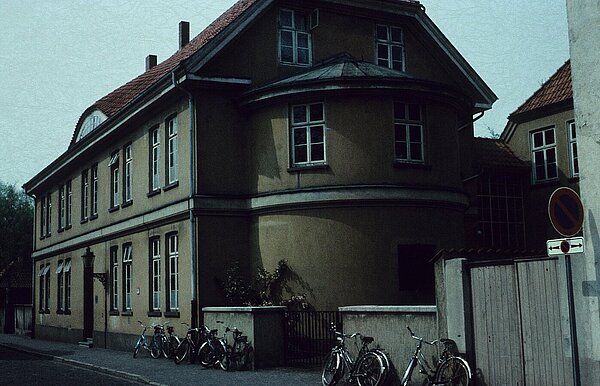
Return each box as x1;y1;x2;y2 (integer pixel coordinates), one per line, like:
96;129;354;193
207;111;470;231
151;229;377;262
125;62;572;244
470;258;574;386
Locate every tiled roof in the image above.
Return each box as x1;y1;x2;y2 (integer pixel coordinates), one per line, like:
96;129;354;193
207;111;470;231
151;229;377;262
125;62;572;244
86;0;259;121
0;260;32;289
511;60;572;116
473;137;528;169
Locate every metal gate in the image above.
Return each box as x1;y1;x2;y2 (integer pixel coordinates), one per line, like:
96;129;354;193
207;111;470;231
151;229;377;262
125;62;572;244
470;258;574;386
284;311;341;366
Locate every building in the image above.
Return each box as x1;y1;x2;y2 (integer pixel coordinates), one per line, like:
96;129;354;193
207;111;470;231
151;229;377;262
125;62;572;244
565;1;600;383
23;0;497;350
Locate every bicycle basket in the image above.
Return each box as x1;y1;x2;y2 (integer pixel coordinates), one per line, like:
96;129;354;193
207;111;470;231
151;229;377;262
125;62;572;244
441;338;459;355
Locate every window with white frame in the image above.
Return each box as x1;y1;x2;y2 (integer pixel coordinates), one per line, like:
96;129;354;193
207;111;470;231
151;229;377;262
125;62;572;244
45;194;51;237
376;24;404;71
58;185;65;230
109;151;120;208
394;101;424;163
150;238;161;312
81;169;89;221
91;164;98;217
56;260;64;312
123;144;133;203
279;9;311;66
110;246;118;312
64;259;71;312
66;180;72;227
167;234;179;312
291;103;326;166
167;117;178;184
40;198;46;238
151;127;160;191
568;120;579;178
122;244;132;311
38;263;50;312
530;127;557;183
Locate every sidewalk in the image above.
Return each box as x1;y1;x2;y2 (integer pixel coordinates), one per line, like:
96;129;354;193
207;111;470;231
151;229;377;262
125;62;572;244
0;334;321;386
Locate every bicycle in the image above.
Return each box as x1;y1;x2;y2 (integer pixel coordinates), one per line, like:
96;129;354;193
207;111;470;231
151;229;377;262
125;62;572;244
133;320;162;359
163;322;181;359
197;325;227;368
322;323;388;386
174;322;204;364
400;326;471;386
216;320;254;371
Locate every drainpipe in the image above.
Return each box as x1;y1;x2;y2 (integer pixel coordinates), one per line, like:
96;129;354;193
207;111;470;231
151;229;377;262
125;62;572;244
26;192;37;338
172;70;198;327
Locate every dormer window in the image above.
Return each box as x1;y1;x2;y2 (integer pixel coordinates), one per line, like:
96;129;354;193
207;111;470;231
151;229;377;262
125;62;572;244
76;110;107;142
376;25;404;71
279;9;312;66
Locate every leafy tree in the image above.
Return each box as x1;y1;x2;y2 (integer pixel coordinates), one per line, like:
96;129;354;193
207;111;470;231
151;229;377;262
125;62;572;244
0;181;33;269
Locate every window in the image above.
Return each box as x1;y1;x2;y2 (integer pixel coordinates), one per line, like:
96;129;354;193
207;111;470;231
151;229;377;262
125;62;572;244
394;102;424;163
150;127;160;191
91;164;98;217
66;180;72;227
530;127;557;183
167;117;178;185
568;120;579;178
56;260;64;312
166;234;179;312
376;25;404;71
81;169;89;221
40;198;46;238
38;264;50;312
109;151;120;209
150;238;161;312
58;185;65;230
109;246;119;313
279;9;311;66
43;194;52;237
397;245;436;304
122;244;132;312
64;259;71;312
478;175;525;249
291;103;326;166
123;144;133;203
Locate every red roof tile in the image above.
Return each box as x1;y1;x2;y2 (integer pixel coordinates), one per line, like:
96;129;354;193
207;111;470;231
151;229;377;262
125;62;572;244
511;60;572;116
94;0;259;118
473;137;528;169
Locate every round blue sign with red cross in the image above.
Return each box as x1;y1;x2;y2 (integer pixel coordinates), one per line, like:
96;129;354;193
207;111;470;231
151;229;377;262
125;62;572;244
548;187;584;237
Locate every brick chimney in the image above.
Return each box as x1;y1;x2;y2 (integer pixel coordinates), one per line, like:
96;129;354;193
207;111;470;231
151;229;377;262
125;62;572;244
179;21;190;50
146;54;157;71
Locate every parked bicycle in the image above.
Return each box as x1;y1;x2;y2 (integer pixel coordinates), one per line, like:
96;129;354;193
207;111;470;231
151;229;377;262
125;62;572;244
197;325;227;368
174;322;204;364
216;320;254;371
400;326;471;386
133;320;162;359
163;322;181;359
322;323;388;386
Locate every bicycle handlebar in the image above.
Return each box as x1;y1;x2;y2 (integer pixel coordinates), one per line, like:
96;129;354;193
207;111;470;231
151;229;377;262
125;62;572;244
406;325;438;345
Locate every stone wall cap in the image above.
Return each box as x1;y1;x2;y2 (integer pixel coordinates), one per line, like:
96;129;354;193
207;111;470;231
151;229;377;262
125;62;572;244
338;305;437;313
202;306;287;313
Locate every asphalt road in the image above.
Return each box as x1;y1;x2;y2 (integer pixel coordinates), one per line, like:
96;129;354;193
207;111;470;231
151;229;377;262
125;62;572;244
0;345;144;386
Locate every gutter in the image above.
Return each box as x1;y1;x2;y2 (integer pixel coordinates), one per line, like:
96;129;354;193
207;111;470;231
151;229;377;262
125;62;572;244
457;111;484;132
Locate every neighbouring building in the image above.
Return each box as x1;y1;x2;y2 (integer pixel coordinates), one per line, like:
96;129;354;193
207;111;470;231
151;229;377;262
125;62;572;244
23;0;498;350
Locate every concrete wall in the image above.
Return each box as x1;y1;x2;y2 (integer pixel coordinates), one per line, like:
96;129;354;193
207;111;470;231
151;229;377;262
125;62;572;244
566;1;600;383
340;306;438;386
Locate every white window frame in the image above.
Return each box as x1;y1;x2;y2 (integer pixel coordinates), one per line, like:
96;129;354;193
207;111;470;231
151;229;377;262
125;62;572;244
151;238;161;311
46;194;52;236
124;144;133;203
56;260;64;311
64;259;71;311
278;8;312;66
167;117;178;184
58;185;65;229
151;127;160;191
110;247;118;311
568;120;579;178
530;127;558;183
110;152;120;208
168;234;179;311
376;24;404;71
81;170;89;221
394;102;425;163
91;164;98;216
40;198;46;238
66;180;72;227
290;103;326;166
122;244;132;311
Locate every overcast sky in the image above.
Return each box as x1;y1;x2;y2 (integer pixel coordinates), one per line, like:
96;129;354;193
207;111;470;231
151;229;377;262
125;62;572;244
0;0;569;188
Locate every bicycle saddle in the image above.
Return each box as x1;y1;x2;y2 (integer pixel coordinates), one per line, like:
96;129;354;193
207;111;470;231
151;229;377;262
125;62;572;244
362;336;374;344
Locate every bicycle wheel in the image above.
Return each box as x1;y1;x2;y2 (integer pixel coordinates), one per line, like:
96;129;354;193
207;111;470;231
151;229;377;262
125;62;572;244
198;341;218;368
161;335;170;359
322;352;343;386
133;338;141;358
174;339;190;364
370;350;390;385
433;356;470;386
166;335;180;359
355;351;386;386
150;336;161;359
219;344;232;372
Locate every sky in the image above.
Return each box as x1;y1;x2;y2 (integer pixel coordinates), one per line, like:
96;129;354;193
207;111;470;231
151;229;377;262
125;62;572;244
0;0;569;188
